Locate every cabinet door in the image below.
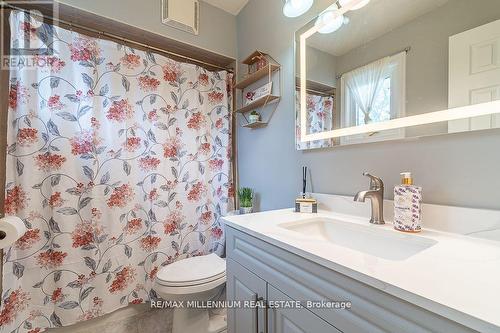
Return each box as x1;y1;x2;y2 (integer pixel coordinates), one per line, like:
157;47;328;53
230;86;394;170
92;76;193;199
268;285;341;333
227;258;267;333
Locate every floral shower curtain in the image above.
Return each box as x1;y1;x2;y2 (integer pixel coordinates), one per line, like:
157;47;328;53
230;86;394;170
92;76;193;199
295;91;335;150
1;11;233;332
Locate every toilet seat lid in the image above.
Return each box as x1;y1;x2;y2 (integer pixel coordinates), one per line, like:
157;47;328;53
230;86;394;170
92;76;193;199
156;253;226;286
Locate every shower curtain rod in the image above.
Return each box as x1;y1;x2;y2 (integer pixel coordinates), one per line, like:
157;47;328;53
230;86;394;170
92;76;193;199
3;3;234;73
296;86;335;97
335;46;411;80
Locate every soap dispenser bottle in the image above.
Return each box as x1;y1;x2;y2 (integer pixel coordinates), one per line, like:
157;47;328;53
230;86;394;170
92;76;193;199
394;172;422;232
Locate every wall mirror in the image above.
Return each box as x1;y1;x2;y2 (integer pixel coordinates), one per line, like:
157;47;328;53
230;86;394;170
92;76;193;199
295;0;500;150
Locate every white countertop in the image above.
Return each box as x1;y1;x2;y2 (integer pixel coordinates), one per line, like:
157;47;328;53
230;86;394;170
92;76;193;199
222;208;500;333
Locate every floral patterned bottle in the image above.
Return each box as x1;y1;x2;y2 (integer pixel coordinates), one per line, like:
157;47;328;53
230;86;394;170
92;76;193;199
394;172;423;232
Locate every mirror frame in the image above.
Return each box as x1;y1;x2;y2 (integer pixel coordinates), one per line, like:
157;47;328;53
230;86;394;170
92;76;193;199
298;0;500;144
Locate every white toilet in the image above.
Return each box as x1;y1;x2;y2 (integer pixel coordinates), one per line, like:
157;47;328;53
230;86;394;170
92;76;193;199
154;253;227;333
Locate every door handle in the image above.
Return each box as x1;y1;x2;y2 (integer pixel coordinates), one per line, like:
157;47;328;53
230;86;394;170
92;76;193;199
256;296;267;333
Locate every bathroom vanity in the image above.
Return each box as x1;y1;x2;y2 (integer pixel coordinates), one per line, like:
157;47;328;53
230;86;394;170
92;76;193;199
222;195;500;333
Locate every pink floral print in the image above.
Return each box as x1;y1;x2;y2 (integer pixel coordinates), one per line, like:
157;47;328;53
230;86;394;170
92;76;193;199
123;137;141;152
48;192;64;207
0;288;30;326
106;99;133;122
47;95;65;110
140;236;161;251
70;130;101;155
17;128;38;146
69;37;101;62
296;92;335;150
4;185;28;214
187;182;207;202
107;184;134;208
121;54;141;69
36;250;68;269
162;61;181;82
187;112;206;130
9;81;29;109
34;153;67;171
14;229;41;250
138;75;160;91
163;137;182;158
109;266;136;293
125;218;143;234
138;156;160;171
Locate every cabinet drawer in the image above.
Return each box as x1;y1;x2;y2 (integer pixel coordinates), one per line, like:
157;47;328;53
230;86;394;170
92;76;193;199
226;226;478;333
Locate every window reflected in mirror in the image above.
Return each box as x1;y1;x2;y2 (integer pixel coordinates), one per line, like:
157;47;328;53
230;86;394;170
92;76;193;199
295;0;500;150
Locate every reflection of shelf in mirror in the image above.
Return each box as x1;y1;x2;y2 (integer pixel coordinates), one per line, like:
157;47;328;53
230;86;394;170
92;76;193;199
242;121;267;129
235;95;280;114
235;64;281;89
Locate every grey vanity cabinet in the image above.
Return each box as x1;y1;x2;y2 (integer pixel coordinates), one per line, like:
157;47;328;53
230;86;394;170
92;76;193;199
225;225;481;333
227;258;338;333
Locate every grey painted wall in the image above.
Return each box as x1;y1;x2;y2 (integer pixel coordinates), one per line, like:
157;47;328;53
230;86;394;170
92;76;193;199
56;0;237;58
236;0;500;211
305;46;337;87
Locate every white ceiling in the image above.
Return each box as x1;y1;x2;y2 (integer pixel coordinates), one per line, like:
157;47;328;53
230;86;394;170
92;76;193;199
308;0;450;56
202;0;249;15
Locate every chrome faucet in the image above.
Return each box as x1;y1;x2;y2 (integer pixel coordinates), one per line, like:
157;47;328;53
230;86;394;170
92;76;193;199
354;172;385;225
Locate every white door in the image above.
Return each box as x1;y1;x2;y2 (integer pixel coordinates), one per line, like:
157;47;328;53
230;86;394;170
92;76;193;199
448;19;500;133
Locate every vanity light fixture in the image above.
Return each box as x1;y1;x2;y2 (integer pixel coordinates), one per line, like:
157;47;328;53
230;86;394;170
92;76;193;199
283;0;314;18
338;0;370;10
315;8;349;34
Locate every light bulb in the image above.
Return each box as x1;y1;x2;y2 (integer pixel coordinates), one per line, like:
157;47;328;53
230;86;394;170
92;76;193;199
315;10;347;34
339;0;371;10
283;0;314;18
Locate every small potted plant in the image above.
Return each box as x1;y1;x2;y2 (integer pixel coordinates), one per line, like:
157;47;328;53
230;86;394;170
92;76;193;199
249;111;261;123
238;187;254;214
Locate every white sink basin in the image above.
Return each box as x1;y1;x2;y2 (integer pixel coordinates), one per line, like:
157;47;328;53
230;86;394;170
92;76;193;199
279;218;437;261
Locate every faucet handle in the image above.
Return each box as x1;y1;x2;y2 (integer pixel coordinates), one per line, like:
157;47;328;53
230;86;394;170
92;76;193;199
363;172;384;190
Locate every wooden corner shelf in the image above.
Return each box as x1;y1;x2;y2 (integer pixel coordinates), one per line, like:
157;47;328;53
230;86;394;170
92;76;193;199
236;50;281;129
242;121;267;129
235;64;281;89
235;95;280;114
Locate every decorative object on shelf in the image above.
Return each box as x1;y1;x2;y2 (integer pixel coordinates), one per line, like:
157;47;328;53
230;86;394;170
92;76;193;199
249;55;269;74
244;51;273;76
249;111;261;123
244;82;273;106
238;187;254;214
245;91;256;103
236;50;281;129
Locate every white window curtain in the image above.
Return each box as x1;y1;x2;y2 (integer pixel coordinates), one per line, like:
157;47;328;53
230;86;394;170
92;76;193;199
340;51;406;145
343;56;392;124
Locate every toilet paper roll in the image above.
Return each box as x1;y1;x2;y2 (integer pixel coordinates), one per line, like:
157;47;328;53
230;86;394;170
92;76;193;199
0;216;27;249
